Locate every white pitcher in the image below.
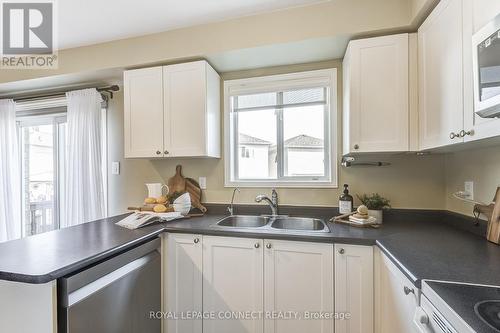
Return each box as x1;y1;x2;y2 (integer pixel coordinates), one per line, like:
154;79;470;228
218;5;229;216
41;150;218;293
145;183;169;198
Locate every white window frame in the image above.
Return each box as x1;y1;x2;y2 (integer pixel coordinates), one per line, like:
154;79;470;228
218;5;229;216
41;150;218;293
224;69;338;188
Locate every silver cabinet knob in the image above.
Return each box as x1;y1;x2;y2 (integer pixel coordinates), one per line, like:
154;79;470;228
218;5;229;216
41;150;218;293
459;129;474;137
164;150;169;155
194;238;200;244
338;248;345;254
266;243;272;249
449;132;460;139
404;286;415;295
254;243;260;249
354;144;359;150
156;150;162;155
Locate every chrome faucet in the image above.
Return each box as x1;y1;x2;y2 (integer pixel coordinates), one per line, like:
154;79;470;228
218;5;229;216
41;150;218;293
255;189;279;216
227;188;240;215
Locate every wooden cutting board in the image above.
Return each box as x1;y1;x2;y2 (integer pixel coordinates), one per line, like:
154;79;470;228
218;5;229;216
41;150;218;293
486;187;500;244
167;165;207;213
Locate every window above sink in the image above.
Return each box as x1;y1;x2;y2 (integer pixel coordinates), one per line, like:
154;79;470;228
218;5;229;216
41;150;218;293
223;69;338;188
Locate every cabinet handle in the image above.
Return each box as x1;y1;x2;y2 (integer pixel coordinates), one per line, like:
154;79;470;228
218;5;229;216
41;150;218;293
404;286;415;295
164;150;169;155
338;248;345;254
459;129;474;138
353;144;359;150
156;150;162;155
194;238;200;244
254;243;260;249
266;243;272;249
449;132;458;139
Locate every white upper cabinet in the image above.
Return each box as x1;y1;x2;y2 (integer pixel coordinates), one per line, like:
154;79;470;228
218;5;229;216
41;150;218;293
418;0;466;150
343;33;414;155
124;60;220;158
334;244;374;333
374;247;419;333
264;240;333;333
124;66;164;158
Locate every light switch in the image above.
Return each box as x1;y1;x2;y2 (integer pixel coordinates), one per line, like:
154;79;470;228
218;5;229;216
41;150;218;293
199;177;207;189
111;162;120;175
464;181;474;200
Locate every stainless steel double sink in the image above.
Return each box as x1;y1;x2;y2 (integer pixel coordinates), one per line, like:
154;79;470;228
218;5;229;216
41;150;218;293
213;215;330;233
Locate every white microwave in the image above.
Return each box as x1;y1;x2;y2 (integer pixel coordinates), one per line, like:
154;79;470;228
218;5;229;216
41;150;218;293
472;13;500;118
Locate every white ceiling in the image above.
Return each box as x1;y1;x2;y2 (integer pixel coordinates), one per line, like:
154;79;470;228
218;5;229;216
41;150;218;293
58;0;327;49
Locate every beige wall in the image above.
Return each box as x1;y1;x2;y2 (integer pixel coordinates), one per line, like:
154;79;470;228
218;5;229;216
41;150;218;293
0;0;418;85
105;60;446;212
445;146;500;216
106;90;164;215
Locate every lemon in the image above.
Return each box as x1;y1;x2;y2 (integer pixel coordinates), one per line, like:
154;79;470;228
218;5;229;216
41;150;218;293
153;204;168;213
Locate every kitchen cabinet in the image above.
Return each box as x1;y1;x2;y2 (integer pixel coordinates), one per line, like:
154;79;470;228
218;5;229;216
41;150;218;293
334;244;374;333
203;236;264;333
374;247;419;333
124;60;220;158
124;66;164;158
264;240;334;333
164;234;337;333
418;0;473;149
343;33;417;155
163;233;203;333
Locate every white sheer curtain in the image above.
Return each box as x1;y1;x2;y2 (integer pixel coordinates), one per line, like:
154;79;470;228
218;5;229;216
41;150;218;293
63;89;105;227
0;99;21;241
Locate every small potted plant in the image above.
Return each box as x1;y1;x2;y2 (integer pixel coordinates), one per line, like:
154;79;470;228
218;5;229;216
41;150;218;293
356;193;391;224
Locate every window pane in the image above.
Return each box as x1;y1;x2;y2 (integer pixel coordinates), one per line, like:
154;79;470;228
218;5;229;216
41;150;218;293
283;105;325;177
236;109;277;179
21;124;56;236
283;87;325;105
235;92;277;110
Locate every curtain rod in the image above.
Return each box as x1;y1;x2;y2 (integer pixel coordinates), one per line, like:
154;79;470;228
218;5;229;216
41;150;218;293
13;85;120;102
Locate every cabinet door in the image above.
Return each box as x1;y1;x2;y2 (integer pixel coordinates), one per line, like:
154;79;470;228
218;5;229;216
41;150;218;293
334;244;373;333
418;0;465;149
202;236;264;333
124;67;164;158
345;34;409;153
374;247;419;333
264;240;333;333
163;61;207;157
164;233;203;333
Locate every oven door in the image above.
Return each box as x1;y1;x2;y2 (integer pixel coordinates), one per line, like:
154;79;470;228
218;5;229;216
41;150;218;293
473;13;500;118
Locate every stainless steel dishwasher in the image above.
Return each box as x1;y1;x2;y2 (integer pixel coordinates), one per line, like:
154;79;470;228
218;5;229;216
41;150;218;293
58;238;161;333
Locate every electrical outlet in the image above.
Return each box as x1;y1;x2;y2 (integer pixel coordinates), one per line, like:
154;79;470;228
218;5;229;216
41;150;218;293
199;177;207;190
464;181;474;200
111;162;120;175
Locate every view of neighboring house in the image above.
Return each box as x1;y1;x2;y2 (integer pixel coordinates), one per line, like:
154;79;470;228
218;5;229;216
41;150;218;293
270;134;325;177
239;133;324;179
238;133;272;179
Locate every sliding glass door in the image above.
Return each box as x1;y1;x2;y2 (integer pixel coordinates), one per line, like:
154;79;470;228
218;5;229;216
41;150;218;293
18;115;66;237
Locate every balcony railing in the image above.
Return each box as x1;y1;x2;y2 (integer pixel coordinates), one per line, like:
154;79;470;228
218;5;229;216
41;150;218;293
27;201;56;236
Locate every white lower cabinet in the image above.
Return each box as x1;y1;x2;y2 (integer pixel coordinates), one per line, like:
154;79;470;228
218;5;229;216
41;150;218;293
202;236;264;333
164;233;203;333
164;234;383;333
264;240;334;333
374;247;419;333
334;244;374;333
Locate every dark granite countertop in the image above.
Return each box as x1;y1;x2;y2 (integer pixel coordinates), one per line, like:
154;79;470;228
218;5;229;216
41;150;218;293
0;206;499;289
